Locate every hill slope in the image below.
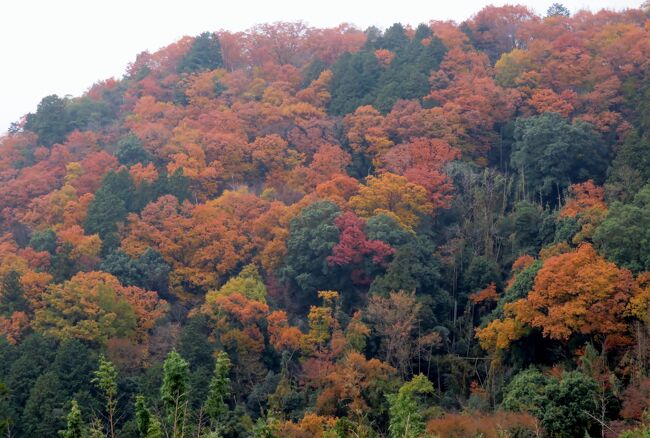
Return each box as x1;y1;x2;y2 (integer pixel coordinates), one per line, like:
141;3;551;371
2;4;650;437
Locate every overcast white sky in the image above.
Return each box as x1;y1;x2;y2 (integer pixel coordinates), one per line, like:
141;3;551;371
0;0;642;133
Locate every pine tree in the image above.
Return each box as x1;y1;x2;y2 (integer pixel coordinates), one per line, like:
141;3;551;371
204;351;232;431
24;94;71;147
116;133;151;166
59;400;84;438
547;3;570;17
161;351;190;438
134;395;151;438
0;270;27;315
146;417;163;438
84;169;135;252
178;32;223;73
92;356;118;438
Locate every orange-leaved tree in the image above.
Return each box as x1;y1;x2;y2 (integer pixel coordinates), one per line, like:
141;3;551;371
478;244;635;352
349;173;434;231
382;137;459;210
33;271;167;345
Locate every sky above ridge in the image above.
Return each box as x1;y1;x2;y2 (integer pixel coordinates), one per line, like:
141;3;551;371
0;0;643;133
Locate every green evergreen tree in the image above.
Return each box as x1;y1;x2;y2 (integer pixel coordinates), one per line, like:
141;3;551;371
511;113;608;203
501;368;551;420
29;228;58;254
506;201;556;255
594;184;650;272
542;372;599;438
50;242;78;282
100;251;140;286
5;334;57;422
329;23;445;115
136;249;171;295
204;351;232;431
374;24;446;113
23;371;67;437
606;130;650;202
24;95;71;147
387;374;434;438
0;270;28;315
161;351;190;438
51;339;99;409
154;169;190;203
92;356;118;438
547;3;570;17
66;96;117;132
328;51;382;115
370;236;441;297
177;315;214;372
365;213;412;247
375;23;410;51
301;58;327;87
134;395;151;438
502;368;598;438
116;133;151;166
178;32;223;73
59;400;84;438
101;248;170;295
146;417;163;438
84;169;135;252
280;201;341;303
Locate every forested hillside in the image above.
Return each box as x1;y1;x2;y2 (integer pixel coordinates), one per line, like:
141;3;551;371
2;3;650;436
